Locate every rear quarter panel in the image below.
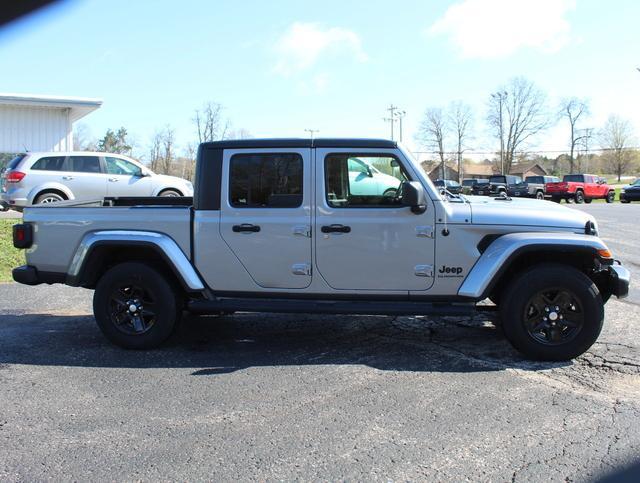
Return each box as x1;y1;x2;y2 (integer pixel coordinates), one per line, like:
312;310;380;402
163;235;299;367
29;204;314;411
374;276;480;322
23;206;191;274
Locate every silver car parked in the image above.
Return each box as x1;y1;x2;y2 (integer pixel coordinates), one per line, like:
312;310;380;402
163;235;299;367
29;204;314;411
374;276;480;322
0;152;193;210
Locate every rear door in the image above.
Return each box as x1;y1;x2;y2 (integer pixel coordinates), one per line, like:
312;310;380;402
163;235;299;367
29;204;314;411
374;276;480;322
63;155;108;200
219;149;312;289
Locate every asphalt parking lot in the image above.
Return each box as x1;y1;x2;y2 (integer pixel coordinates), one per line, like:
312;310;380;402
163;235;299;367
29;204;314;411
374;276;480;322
1;203;639;481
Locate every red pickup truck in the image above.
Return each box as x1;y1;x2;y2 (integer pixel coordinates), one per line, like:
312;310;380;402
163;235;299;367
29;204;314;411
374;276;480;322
546;174;615;204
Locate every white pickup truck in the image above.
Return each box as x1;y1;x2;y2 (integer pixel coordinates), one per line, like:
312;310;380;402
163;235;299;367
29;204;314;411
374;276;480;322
11;138;630;360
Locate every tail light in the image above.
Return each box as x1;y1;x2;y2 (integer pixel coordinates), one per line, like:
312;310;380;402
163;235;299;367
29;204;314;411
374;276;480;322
6;171;26;183
13;223;33;249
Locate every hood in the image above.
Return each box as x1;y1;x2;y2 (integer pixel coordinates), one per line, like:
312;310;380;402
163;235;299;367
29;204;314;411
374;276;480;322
467;195;594;231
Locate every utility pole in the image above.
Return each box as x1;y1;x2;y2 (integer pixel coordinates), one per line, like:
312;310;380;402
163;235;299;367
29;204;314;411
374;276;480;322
395;110;406;142
385;104;398;140
304;129;319;140
491;91;507;174
579;128;594;172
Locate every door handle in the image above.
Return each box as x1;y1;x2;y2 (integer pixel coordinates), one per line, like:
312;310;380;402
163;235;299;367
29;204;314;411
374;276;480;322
232;224;261;233
62;176;74;180
321;224;351;234
108;178;119;182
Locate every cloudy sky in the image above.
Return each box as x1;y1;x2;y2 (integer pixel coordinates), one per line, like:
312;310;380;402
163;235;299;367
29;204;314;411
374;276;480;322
1;0;638;159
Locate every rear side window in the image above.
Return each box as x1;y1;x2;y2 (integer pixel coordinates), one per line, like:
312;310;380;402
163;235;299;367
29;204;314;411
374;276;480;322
30;156;66;171
563;174;583;182
7;154;26;170
229;153;303;208
69;156;101;173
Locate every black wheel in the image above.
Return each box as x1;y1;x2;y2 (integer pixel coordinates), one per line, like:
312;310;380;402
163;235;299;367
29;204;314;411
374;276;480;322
383;187;398;198
535;191;544;200
499;264;604;361
35;192;65;204
159;189;182;197
93;262;182;349
584;198;592;204
620;199;630;204
574;191;585;204
606;191;615;203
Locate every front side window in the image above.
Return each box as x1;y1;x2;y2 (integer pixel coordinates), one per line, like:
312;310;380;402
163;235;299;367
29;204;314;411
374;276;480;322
106;157;142;176
229;153;303;208
325;154;408;208
30;156;66;171
69;156;101;173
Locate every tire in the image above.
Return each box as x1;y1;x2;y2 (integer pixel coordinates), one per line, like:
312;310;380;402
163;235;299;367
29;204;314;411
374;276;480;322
34;192;65;204
574;190;585;204
620;199;630;204
383;188;398;198
535;191;544;200
499;263;604;361
551;196;561;203
159;189;182;197
606;191;615;203
584;198;592;204
93;262;182;349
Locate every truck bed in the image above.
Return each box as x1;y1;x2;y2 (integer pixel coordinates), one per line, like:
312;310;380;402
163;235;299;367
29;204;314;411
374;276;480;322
23;200;193;275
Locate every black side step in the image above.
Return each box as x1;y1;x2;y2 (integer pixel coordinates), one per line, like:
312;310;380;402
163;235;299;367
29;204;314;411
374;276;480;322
187;298;479;316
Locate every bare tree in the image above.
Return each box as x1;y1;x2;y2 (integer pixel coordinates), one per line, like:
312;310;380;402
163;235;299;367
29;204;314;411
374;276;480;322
148;130;163;173
193;102;230;143
559;98;590;173
599;115;636;181
448;101;473;182
160;126;175;175
73;123;96;151
416;108;448;179
226;128;254;140
487;77;550;174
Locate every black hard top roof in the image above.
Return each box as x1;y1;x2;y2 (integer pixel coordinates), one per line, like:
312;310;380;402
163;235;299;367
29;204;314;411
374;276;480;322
200;138;397;150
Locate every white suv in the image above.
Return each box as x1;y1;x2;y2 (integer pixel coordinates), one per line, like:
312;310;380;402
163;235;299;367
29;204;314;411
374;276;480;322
0;152;193;210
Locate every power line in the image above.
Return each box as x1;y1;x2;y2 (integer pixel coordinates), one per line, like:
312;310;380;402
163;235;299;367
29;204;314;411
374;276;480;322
412;146;640;156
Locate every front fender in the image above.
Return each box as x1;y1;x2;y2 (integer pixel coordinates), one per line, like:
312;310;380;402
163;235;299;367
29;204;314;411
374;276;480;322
28;182;75;204
458;232;609;300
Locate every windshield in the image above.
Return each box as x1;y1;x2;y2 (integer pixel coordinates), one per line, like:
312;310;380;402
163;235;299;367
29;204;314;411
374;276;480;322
632;179;640;186
489;176;505;183
525;176;543;183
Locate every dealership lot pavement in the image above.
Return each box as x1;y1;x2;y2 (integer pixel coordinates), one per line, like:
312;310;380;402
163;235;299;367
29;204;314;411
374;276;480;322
0;203;639;481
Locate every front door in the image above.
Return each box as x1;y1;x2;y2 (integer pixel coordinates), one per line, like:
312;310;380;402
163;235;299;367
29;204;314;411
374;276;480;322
219;149;312;289
104;156;155;197
314;148;436;291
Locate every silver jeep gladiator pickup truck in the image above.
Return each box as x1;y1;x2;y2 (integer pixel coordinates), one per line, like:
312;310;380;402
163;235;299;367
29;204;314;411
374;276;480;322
11;138;630;360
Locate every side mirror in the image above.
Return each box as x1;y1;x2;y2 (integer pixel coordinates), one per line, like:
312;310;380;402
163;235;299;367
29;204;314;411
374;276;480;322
401;181;427;214
366;166;373;177
390;159;399;168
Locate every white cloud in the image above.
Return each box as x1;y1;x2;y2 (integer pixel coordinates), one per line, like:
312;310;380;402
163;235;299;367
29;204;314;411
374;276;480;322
428;0;576;59
273;22;367;76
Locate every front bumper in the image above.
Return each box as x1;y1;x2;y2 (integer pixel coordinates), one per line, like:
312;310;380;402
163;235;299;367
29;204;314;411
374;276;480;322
608;263;630;299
